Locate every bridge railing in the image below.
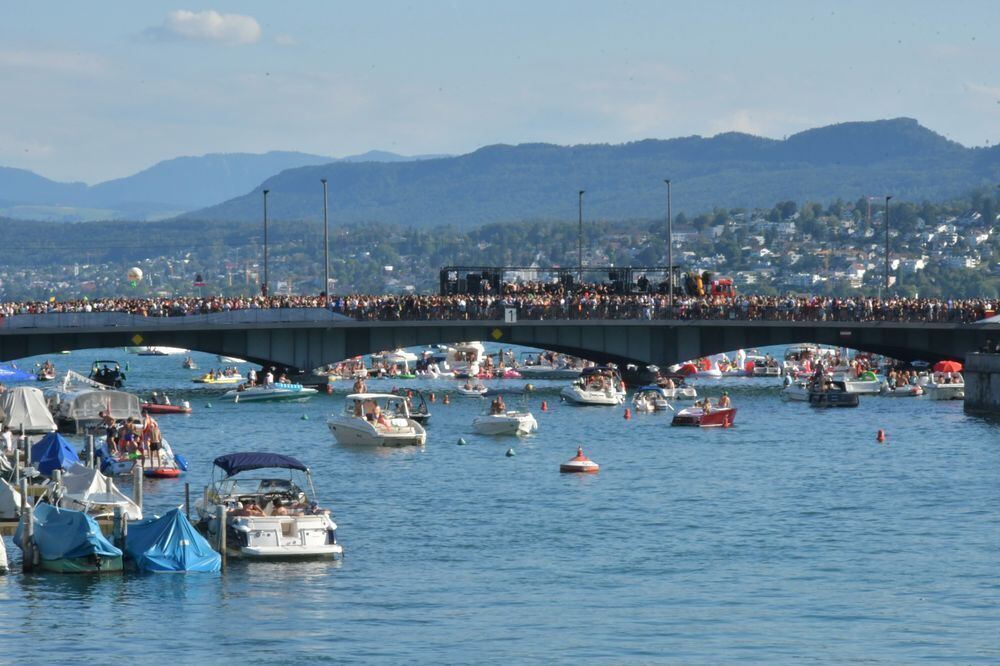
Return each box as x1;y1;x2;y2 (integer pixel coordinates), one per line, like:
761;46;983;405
0;308;353;329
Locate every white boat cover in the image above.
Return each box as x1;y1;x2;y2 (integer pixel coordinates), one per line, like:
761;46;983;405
60;463;142;520
0;478;22;520
1;386;57;434
60;390;142;423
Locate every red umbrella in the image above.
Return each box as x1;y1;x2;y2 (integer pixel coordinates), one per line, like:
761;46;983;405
933;360;963;373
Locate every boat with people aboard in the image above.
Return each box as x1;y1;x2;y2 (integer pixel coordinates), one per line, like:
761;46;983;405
881;383;924;397
182;357;198;370
35;360;57;381
389;387;432;424
446;341;486;378
327;393;427;447
923;360;965;400
141;391;193;414
652;370;698;400
831;370;882;394
561;365;627;406
632;385;672;413
135;346;187;356
456;380;488;396
671;395;736;427
472;392;538;436
192;370;243;385
223;382;318;403
88;359;126;388
195;452;342;559
516;351;583;380
45;370;143;434
807;379;861;407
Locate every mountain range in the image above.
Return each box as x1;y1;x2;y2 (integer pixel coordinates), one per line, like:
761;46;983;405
0;150;444;221
2;118;998;225
183;118;1000;227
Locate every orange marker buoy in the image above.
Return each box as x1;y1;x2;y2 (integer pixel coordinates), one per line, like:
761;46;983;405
877;429;886;443
623;408;631;420
443;393;450;405
325;382;333;395
541;400;548;412
560;447;599;473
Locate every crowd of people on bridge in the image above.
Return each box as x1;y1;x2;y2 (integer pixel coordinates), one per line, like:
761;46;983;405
0;287;995;324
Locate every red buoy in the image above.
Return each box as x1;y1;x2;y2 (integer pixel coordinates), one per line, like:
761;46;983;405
560;447;599;473
877;429;886;443
541;400;548;411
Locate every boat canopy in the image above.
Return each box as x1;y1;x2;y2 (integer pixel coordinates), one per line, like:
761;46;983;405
59;389;142;423
14;503;122;561
213;452;309;477
61;463;142;520
1;386;57;434
125;508;221;573
30;432;81;476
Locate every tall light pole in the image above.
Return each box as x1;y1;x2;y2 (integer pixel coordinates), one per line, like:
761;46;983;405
885;195;892;294
321;178;329;303
665;179;673;310
262;189;270;297
578;190;585;285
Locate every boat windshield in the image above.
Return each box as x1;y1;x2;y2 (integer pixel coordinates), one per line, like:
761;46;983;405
213;477;305;501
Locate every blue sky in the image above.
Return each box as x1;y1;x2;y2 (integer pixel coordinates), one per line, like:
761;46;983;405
2;1;997;183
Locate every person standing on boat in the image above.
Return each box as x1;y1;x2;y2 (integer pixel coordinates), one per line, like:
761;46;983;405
264;368;275;388
247;368;257;387
719;392;731;409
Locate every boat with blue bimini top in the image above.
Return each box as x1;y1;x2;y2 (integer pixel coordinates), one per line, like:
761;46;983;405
223;382;319;403
195;452;342;560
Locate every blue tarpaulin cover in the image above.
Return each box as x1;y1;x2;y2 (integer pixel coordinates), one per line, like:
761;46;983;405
0;364;38;382
213;452;308;477
15;503;122;560
30;432;81;476
125;508;220;573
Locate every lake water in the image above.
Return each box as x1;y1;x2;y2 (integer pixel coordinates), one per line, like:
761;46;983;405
2;349;999;663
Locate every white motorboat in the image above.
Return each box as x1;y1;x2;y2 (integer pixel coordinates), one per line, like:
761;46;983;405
223;383;319;403
632;386;672;412
195;452;342;559
516;352;583;380
136;346;187;356
924;373;964;400
217;355;247;364
829;370;882;394
456;383;488;397
446;341;486;377
561;366;626;406
472;395;538;436
658;384;698;401
327;393;427;447
45;371;143;434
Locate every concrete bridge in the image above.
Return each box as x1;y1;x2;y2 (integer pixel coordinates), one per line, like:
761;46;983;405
0;309;996;372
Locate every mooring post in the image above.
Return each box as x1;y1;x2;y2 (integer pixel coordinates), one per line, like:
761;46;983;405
19;477;28;515
132;463;143;512
52;469;62;507
216;504;227;570
21;435;30;467
113;505;124;550
13;449;20;484
87;435;96;468
21;503;34;573
184;482;191;519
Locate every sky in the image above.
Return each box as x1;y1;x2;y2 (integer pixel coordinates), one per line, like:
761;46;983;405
1;0;998;183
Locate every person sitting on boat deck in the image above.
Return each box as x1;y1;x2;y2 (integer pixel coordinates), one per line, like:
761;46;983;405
352;376;366;393
232;500;265;517
375;410;391;429
271;498;290;516
363;399;378;421
701;397;713;414
490;395;506;415
119;417;139;454
718;392;731;408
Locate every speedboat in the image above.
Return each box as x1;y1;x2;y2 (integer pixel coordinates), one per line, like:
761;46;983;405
632;386;672;412
837;370;882;394
141;391;193;414
36;364;56;381
137;346;187;356
45;371;143;434
472;394;538;436
516;353;583;380
390;388;432;424
88;359;126;388
143;439;189;479
327;393;427;447
808;381;860;407
195;452;342;560
561;366;627;406
446;341;486;378
192;373;243;385
223;383;318;403
671;405;736;427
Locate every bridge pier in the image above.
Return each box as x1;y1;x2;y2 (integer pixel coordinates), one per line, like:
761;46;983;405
964;353;1000;415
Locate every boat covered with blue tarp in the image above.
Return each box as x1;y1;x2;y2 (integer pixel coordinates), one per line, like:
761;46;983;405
15;503;123;573
0;363;38;382
30;432;81;476
125;508;221;573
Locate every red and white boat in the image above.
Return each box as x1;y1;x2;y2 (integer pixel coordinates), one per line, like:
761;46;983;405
140;392;193;415
671;406;737;427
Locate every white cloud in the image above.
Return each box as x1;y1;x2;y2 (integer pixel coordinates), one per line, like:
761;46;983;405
0;50;107;75
148;10;261;45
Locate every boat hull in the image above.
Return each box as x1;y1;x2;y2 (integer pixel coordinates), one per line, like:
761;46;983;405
560;385;625;406
472;413;538;436
671;407;736;427
808;391;860;407
39;555;123;574
327;419;426;447
141;403;192;414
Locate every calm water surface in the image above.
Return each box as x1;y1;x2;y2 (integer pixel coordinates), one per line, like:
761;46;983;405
1;350;999;663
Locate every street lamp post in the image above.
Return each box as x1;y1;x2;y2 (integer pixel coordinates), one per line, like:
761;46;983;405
262;189;270;297
321;178;329;304
665;179;672;310
885;195;892;294
578;190;585;285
